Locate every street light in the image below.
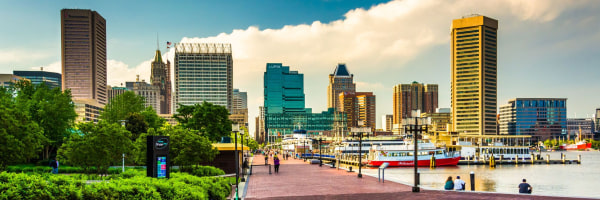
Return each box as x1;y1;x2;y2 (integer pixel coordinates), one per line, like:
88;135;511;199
303;139;307;162
240;129;246;182
402;112;430;193
350;126;371;178
319;138;323;167
232;124;240;199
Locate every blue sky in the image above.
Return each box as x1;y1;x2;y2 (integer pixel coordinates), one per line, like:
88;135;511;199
1;0;600;134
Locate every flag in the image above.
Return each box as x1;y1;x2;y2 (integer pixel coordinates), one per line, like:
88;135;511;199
166;41;172;49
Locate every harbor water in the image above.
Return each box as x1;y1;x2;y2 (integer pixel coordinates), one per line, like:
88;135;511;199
361;151;600;198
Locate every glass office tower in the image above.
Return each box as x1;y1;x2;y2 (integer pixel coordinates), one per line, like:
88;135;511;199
499;98;567;141
13;70;62;89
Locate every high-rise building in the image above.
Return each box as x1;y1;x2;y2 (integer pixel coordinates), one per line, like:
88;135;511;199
382;114;393;132
13;70;61;89
339;92;376;130
174;43;232;111
499;98;566;141
126;77;161;114
327;63;355;111
264;63;306;114
61;9;107;105
566;118;594;139
230;89;249;127
263;63;346;138
392;82;438;126
150;50;172;114
451;15;498;135
107;85;129;102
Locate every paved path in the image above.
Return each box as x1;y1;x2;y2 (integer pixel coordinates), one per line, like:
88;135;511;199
243;154;593;200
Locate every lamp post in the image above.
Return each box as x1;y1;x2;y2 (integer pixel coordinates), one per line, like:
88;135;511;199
403;112;430;193
120;120;127;172
319;138;323;167
350;126;371;178
232;124;240;199
240;129;246;182
304;139;307;162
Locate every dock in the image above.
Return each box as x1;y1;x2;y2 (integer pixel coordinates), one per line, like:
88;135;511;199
242;154;592;200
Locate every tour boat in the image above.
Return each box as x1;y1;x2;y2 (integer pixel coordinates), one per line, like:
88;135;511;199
366;142;461;167
559;141;592;150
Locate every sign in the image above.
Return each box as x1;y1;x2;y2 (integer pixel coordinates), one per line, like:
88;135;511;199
155;138;169;149
147;136;170;178
157;157;167;178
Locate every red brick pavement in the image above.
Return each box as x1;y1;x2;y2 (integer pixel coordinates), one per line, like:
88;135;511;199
244;154;592;200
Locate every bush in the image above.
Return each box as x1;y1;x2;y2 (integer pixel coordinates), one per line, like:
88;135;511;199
189;166;225;177
0;171;231;200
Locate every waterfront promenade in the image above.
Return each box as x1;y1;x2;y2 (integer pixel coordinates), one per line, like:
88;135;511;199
243;154;593;200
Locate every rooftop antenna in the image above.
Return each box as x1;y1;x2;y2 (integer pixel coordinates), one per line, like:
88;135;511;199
156;33;159;50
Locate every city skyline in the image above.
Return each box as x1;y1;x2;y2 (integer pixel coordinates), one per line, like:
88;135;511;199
2;0;600;134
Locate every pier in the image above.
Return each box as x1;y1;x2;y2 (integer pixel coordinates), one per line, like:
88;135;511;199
242;154;592;200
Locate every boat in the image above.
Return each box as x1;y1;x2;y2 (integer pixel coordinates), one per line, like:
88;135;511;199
334;139;406;155
459;142;533;160
559;141;591;150
366;142;461;167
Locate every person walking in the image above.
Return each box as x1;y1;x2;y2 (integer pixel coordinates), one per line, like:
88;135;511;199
444;176;454;190
454;176;466;190
274;156;280;173
264;154;269;165
50;159;58;174
518;179;532;194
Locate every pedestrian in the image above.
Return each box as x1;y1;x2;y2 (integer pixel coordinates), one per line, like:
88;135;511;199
50;159;58;174
274;156;280;173
454;176;466;190
264;154;269;165
518;179;532;194
444;176;454;190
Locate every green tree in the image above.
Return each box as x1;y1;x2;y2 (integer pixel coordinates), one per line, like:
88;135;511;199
100;91;145;123
131;128;161;165
125;112;148;141
13;81;77;160
174;102;233;142
230;126;258;151
140;106;165;130
169;126;219;171
58;121;133;174
0;87;46;170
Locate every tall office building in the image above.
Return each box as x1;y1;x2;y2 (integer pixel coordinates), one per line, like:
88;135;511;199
264;63;306;114
61;9;107;105
451;15;498;135
13;70;61;89
339;92;376;130
382;114;393;132
230;89;248;126
174;43;233;111
150;50;172;114
392;82;438;126
499;98;566;141
327;63;355;111
263;63;345;137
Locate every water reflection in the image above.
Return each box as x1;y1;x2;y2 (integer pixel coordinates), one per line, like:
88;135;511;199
360;151;600;198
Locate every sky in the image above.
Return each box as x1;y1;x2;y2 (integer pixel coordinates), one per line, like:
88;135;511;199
1;0;600;136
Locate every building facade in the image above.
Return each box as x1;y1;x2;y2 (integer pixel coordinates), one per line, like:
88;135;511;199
174;43;233;111
150;50;172;114
451;15;498;135
0;74;28;88
107;85;129;102
382;114;393;132
392;82;438;126
339;92;376;130
73;98;103;123
499;98;567;141
566;118;594;140
230;89;249;127
61;9;107;105
13;70;61;89
327;63;355;111
126;78;161;114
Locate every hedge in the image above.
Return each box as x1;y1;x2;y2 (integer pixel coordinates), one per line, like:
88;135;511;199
0;170;231;200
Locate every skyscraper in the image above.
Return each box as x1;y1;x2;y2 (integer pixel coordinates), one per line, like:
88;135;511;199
126;76;161;114
339;92;376;130
174;43;233;111
230;89;248;126
499;98;566;141
327;63;355;111
392;82;438;126
264;63;306;114
13;70;62;89
382;114;393;132
61;9;107;105
451;15;498;135
151;50;172;114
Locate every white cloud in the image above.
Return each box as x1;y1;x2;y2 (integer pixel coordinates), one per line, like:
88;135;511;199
106;59;152;87
0;49;49;64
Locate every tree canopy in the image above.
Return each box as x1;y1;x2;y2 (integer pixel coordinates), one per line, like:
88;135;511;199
100;91;145;123
174;102;233;142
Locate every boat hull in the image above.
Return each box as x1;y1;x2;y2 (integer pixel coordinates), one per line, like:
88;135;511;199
367;156;461;167
559;142;591;150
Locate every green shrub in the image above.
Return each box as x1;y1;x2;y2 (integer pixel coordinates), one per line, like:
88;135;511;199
186;165;225;177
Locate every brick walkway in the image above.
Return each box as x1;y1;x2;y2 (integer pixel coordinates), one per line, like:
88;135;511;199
243;154;592;200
